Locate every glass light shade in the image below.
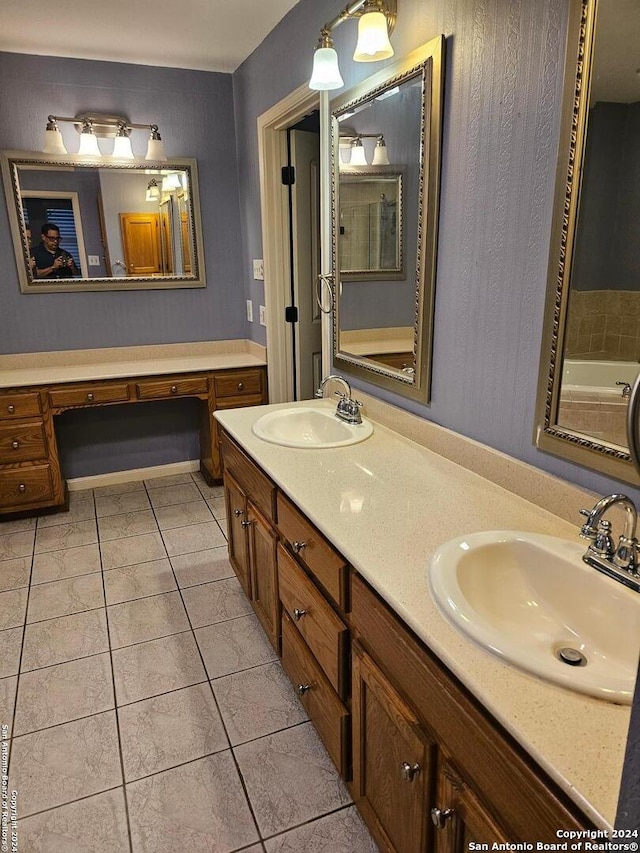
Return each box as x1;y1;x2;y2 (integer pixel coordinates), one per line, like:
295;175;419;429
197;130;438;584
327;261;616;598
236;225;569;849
353;11;394;62
349;142;367;166
309;46;344;91
145;181;160;202
372;141;390;166
146;137;167;162
112;135;134;159
162;173;181;192
78;129;101;157
43;128;68;155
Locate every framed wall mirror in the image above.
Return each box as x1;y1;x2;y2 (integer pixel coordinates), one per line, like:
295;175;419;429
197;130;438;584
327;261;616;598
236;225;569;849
0;152;206;292
330;34;444;401
535;0;640;485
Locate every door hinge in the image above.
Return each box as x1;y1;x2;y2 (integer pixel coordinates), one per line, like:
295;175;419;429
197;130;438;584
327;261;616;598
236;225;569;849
281;165;296;186
285;306;298;323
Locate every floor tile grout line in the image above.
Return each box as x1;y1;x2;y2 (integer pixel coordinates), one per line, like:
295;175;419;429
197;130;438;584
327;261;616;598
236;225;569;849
258;802;360;845
96;507;136;853
16;783;126;824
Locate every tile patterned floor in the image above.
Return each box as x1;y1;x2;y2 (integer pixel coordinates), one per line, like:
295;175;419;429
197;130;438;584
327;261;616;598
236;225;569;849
0;471;378;853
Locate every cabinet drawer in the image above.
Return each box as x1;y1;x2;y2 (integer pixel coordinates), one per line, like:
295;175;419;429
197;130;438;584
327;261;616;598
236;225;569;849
48;383;130;408
0;421;47;463
220;432;276;523
281;611;350;778
0;392;41;420
214;369;264;399
135;376;208;400
278;543;348;698
0;465;54;509
277;493;349;610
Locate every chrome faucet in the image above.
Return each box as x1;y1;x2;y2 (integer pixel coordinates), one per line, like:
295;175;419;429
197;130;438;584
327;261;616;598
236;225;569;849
315;374;363;425
579;494;640;592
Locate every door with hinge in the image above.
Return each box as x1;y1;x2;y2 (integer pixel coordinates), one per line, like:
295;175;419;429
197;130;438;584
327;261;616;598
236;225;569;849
288;128;322;400
223;471;251;599
120;212;162;275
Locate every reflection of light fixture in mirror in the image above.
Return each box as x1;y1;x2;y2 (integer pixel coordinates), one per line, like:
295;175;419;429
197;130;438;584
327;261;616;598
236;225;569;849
77;121;101;157
372;135;389;165
162;173;182;192
145;179;160;202
42;117;68;155
112;124;134;160
40;114;167;161
309;0;397;91
349;138;367;166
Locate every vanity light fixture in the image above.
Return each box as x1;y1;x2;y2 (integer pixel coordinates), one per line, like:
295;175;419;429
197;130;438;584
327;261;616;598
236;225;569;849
41;114;168;161
371;135;390;165
349;137;368;166
161;172;182;192
339;132;390;166
309;0;397;91
145;179;161;202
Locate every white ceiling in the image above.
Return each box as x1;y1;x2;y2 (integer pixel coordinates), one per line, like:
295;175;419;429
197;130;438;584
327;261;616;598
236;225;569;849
1;0;303;73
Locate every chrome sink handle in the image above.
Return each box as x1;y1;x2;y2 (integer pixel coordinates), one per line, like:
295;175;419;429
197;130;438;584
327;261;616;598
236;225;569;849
579;494;640;589
316;374;363;425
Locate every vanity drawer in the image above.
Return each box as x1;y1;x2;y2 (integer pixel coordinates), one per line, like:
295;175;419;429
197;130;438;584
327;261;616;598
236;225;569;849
0;464;54;509
48;383;130;408
135;376;208;400
213;369;264;399
0;392;41;420
277;493;349;611
220;432;276;523
0;421;47;463
278;543;348;698
281;611;350;778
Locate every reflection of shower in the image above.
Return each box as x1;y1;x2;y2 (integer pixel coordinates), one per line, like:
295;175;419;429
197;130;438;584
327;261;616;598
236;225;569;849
372;193;397;269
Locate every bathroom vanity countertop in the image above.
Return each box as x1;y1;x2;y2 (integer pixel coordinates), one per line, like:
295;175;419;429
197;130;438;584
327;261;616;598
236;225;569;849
215;399;632;830
0;341;266;387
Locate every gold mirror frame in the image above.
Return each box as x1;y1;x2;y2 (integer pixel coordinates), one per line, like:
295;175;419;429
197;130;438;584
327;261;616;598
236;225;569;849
330;35;444;403
0;152;206;293
535;0;639;486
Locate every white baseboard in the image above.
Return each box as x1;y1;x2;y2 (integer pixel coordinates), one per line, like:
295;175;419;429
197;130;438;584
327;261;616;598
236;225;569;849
67;460;200;492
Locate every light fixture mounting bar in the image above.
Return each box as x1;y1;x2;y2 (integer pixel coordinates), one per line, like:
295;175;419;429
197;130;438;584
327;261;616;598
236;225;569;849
47;114;160;139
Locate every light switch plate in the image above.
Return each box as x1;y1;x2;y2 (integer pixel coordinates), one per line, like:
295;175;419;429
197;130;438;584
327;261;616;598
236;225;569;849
252;259;264;280
259;305;267;326
88;255;100;266
246;300;253;322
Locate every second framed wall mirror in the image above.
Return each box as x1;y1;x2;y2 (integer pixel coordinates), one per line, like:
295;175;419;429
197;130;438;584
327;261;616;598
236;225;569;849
330;34;444;402
535;0;640;485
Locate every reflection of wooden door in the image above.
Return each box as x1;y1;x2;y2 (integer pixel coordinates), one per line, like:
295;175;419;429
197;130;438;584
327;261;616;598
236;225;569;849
181;212;192;273
120;213;162;275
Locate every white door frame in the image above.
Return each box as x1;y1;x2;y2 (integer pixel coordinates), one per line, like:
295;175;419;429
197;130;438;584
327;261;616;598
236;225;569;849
257;84;332;403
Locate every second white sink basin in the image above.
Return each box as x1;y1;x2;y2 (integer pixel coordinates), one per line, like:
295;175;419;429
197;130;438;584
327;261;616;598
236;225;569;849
252;406;373;448
429;531;640;703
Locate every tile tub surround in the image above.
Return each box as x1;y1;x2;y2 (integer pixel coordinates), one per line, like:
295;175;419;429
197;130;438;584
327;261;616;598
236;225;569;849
0;472;377;853
215;399;633;830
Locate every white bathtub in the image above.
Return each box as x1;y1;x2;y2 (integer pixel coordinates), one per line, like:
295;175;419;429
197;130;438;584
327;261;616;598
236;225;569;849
562;359;640;396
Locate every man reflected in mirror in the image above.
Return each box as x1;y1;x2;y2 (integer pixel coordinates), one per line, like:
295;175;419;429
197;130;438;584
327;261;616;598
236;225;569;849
32;222;79;278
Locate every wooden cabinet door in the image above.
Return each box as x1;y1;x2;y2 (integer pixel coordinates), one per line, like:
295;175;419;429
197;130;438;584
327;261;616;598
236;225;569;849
352;643;435;853
224;472;251;599
120;213;162;275
433;759;510;853
247;501;280;652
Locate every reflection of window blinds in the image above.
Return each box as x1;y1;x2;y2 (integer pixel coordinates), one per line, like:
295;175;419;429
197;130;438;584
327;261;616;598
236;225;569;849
46;207;81;267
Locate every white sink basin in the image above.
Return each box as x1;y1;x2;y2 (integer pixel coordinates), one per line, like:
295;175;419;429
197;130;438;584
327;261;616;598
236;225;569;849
251;406;373;449
428;531;640;703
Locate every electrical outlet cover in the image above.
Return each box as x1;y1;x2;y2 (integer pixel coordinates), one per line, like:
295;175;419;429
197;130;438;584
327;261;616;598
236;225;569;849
252;259;264;280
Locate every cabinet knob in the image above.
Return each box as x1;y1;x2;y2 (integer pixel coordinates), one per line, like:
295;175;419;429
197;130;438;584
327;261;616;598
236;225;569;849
237;382;244;391
401;762;421;782
234;509;244;517
18;484;26;493
296;684;311;696
171;385;178;394
241;519;253;528
292;540;307;554
7;405;15;414
11;440;19;450
430;807;454;829
293;608;307;621
86;392;94;402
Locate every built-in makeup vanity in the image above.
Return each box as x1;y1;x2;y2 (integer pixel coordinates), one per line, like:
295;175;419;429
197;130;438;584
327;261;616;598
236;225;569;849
216;398;631;850
0;342;267;517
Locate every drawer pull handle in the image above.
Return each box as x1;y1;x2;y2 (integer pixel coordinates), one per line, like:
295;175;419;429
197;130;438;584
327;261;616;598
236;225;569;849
11;440;19;450
171;385;178;394
430;807;454;829
401;762;421;782
86;393;94;402
7;405;15;414
296;684;311;696
241;519;253;528
237;382;244;391
234;509;244;517
18;484;26;493
293;608;308;621
292;540;307;554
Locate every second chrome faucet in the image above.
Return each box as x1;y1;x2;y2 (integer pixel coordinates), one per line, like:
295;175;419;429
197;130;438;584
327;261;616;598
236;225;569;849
316;374;363;425
579;493;640;592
